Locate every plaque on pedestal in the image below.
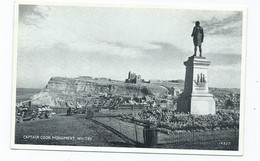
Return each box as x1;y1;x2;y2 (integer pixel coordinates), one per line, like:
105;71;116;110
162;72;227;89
177;56;216;115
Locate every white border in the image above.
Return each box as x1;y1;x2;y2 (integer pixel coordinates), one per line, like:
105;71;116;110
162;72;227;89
11;1;247;156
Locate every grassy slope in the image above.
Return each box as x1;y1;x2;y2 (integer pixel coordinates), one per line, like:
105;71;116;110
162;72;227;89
15;115;130;147
16;114;238;150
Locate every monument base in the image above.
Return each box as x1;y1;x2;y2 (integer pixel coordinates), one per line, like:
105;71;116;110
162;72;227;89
177;55;216;115
177;93;216;115
190;94;216;115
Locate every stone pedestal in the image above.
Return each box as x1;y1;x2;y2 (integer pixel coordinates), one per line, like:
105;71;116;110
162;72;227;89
177;56;216;115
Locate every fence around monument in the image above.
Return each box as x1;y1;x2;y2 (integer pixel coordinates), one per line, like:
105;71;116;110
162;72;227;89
157;128;238;144
92;116;239;146
93;117;145;144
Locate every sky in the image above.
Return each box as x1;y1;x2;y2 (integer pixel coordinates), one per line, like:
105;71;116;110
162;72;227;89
17;5;243;89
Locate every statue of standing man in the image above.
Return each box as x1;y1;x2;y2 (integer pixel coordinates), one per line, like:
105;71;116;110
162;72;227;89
191;21;204;57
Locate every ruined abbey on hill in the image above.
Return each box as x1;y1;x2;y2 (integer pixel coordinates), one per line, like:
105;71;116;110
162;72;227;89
125;71;150;84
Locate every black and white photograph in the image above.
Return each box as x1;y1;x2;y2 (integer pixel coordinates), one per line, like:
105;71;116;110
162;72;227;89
11;2;247;155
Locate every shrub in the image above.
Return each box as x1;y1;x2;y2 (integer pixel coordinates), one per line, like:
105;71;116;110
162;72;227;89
126;107;239;131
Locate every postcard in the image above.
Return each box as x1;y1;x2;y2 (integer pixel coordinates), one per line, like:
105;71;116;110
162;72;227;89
11;2;247;155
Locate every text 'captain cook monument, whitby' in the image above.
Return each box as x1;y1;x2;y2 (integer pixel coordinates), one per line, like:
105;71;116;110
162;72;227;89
177;21;216;115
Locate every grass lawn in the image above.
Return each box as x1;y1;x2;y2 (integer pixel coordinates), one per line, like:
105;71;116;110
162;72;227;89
157;130;239;150
15;115;131;147
15;114;239;150
155;139;239;150
93;112;239;150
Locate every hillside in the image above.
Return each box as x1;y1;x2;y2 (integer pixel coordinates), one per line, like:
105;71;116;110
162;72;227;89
29;77;182;107
18;76;240;110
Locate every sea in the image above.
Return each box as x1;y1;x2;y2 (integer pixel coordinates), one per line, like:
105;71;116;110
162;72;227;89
16;88;42;103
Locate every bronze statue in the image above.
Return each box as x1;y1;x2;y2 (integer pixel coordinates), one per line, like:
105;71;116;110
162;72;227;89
191;21;204;57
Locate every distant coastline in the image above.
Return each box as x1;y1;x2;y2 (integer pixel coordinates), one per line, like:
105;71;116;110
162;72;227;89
16;88;41;103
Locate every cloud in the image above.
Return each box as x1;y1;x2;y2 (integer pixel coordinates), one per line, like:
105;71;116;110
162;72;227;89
143;41;188;59
68;40;164;58
16;5;243;88
199;12;242;36
102;40;162;50
207;54;241;66
19;5;48;25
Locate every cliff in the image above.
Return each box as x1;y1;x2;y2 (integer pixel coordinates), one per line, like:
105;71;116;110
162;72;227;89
30;76;174;107
24;76;239;110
